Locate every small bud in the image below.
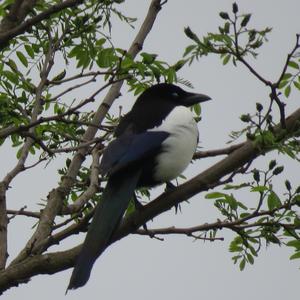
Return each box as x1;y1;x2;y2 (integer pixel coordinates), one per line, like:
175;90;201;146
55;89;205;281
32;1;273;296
219;12;230;20
173;60;186;71
224;22;230;34
66;158;71;167
248;30;257;42
246;132;255;140
253;169;260;182
184;27;200;43
285;180;292;191
240;114;251;123
266;114;273;124
256;102;263;112
268;160;277;170
232;2;238;14
273;166;284;176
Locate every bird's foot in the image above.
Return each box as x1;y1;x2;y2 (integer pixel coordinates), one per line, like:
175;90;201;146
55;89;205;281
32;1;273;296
133;194;148;230
134;194;144;211
165;181;177;192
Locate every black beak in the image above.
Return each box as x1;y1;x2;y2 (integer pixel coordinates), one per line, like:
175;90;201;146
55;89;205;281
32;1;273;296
183;92;211;106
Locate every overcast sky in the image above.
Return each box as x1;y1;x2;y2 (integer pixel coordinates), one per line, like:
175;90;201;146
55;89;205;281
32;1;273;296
2;1;300;299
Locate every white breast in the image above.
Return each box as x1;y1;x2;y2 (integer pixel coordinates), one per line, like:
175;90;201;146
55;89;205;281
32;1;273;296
150;106;199;182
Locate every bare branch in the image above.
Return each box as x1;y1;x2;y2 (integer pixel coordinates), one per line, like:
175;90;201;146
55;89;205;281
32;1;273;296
62;146;102;214
0;246;80;294
194;143;244;159
0;183;8;270
135;226;224;241
275;34;300;88
7;207;40;220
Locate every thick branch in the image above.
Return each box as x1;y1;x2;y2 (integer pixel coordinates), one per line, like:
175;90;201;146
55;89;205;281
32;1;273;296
112;108;300;243
0;108;299;292
0;0;37;32
0;184;8;270
0;0;84;50
0;247;79;293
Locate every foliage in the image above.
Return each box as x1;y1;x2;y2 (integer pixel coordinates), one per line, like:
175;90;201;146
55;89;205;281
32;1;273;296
184;2;300;270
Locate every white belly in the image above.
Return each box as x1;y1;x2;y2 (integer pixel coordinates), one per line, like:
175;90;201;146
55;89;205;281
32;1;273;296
150;106;199;182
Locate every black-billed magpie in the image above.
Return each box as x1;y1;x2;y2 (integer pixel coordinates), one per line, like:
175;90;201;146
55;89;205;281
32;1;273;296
67;83;211;290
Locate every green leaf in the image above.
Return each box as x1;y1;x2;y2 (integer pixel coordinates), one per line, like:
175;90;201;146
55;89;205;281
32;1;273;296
239;258;246;271
225;194;238;210
293;81;300;90
3;70;18;84
97;48;116;68
286;240;300;250
251;186;268;193
16;51;28;67
237;201;247;210
278;80;289;89
281;73;292;80
183;45;196;57
267;191;281;210
24;45;35;58
205;192;226;199
284;85;291;97
288;60;299;69
140;52;157;64
96;38;106;47
7;59;18;72
290;252;300;260
223;54;231;65
193;103;201;116
246;253;254;264
16;147;22;159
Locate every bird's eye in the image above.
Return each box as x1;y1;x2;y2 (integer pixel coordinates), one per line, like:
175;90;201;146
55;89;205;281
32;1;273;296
171;92;179;98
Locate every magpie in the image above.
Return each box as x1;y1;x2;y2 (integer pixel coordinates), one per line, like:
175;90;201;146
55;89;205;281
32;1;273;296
67;83;211;290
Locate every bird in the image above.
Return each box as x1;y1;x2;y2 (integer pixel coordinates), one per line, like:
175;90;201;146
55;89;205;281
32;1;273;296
67;83;211;290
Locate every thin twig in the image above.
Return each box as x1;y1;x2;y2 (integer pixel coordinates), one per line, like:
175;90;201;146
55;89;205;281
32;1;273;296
7;207;40;220
194;143;244;159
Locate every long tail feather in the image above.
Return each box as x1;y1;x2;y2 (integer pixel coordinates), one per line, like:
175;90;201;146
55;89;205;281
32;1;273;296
67;170;141;290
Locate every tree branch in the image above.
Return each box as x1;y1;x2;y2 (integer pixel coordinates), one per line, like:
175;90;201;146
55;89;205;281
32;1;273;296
9;0;165;266
0;107;299;292
193;143;244;159
0;0;37;32
112;108;300;244
0;0;84;50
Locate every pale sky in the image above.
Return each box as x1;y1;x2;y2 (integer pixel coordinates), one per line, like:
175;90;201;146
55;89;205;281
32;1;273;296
2;1;300;299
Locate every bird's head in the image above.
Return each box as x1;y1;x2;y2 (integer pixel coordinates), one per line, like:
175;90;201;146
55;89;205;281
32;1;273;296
140;83;211;107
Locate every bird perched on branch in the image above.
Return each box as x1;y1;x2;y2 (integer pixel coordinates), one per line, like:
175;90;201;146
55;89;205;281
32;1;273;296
67;83;211;290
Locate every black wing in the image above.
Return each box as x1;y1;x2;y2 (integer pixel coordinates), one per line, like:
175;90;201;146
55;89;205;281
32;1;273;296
100;131;169;176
